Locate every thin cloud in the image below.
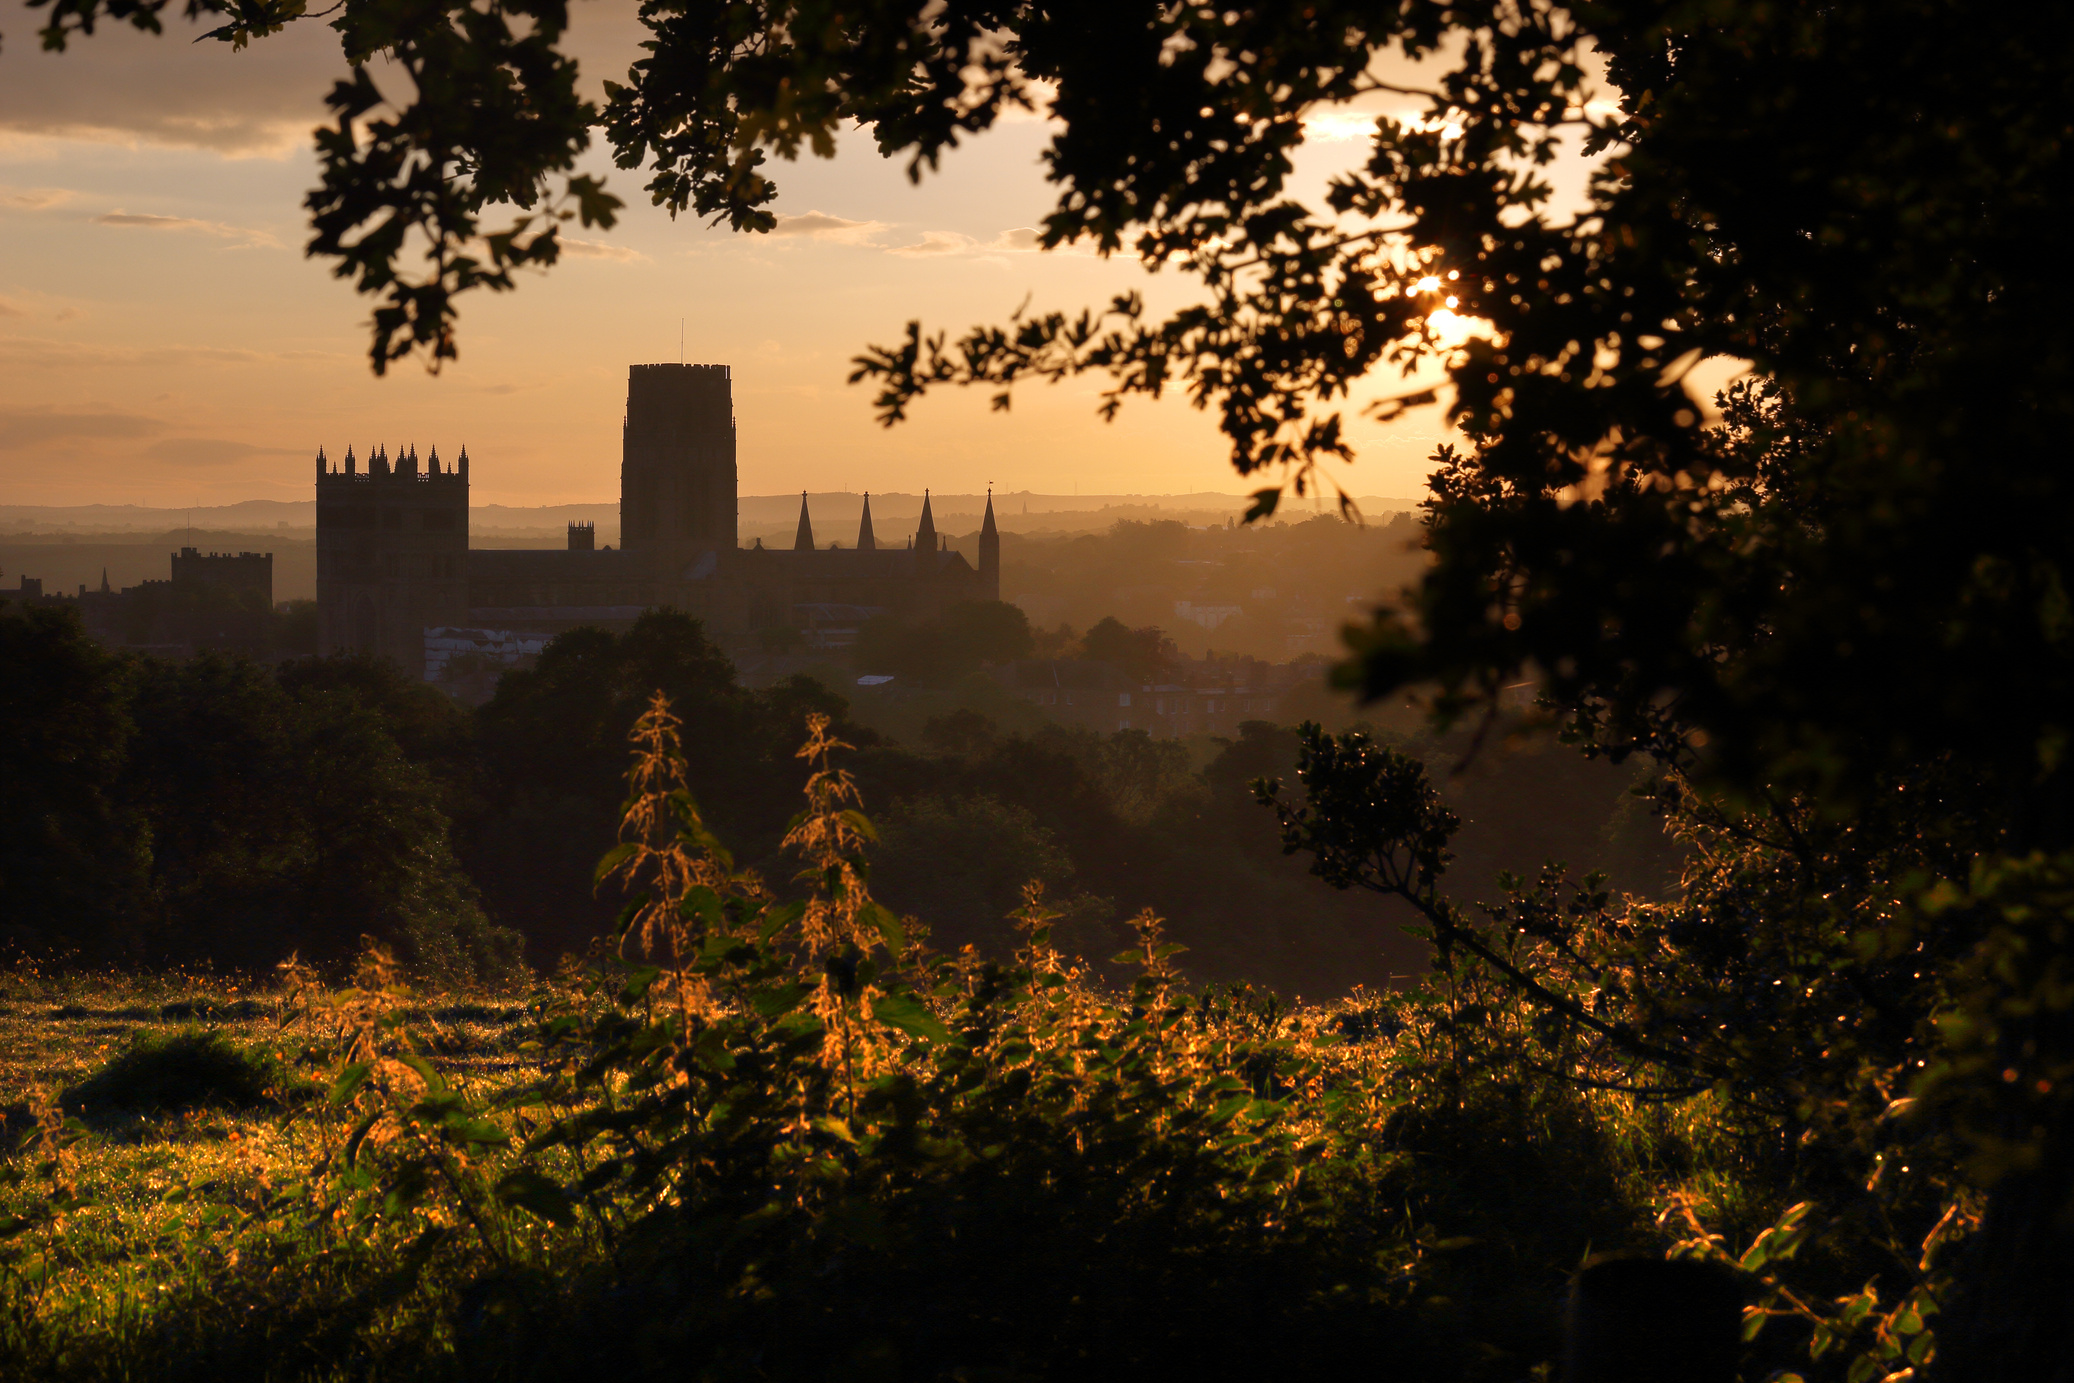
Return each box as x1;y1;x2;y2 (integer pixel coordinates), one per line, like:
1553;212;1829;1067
0;184;73;210
890;230;975;257
93;211;280;246
769;210;887;243
0;334;340;368
0;10;337;158
884;226;1090;260
0;407;163;447
0;298;24;318
559;236;648;263
144;437;301;466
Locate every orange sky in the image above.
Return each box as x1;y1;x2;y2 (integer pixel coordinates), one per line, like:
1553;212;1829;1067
0;3;1568;510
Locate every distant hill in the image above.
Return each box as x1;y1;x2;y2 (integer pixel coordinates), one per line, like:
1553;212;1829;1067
2;492;1420;602
1;491;1415;539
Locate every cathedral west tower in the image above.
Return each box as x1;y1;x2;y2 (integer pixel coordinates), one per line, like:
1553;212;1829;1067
622;363;737;554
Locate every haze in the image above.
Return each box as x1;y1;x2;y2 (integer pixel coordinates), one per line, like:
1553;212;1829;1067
0;0;1476;509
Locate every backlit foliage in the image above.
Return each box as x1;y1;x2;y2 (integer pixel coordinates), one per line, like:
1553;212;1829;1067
0;700;2002;1382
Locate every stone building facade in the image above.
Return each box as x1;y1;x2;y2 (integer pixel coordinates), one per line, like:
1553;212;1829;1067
9;548;278;660
315;443;469;670
316;363;1002;675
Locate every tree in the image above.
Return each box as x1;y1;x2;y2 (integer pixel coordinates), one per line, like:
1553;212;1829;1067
870;792;1075;956
121;651;511;976
27;0;2070;1369
0;602;140;956
1079;617;1176;685
853;600;1032;685
466;609;875;958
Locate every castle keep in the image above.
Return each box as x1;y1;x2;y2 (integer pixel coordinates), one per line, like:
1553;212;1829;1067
316;363;1000;674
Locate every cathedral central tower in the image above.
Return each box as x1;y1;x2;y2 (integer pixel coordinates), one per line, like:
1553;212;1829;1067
622;363;737;553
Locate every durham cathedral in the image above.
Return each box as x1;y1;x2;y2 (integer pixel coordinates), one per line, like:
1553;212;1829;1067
315;363;1000;673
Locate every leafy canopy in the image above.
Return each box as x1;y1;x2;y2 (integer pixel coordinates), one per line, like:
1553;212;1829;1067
19;0;2067;816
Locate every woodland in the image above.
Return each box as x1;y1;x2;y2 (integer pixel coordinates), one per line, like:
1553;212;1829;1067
4;0;2071;1379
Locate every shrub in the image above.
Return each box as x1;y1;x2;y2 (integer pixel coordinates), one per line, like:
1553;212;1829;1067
61;1028;305;1117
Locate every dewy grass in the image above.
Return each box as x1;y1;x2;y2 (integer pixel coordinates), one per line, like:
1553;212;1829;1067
61;1028;306;1118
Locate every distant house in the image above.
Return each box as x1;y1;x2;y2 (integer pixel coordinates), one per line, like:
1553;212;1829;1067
1138;684;1284;737
1001;659;1284;738
1003;659;1139;731
1173;600;1243;631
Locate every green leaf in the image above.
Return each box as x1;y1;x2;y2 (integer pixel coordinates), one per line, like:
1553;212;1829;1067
397;1052;448;1096
759;900;806;942
752;981;813;1018
592;841;638;886
620;965;663;1003
862;901;906;959
443;1115;510;1146
679;884;725;929
692;1026;737;1072
871;990;950;1043
329;1060;373;1106
838;808;879;842
343;1109;382;1168
494;1168;574;1226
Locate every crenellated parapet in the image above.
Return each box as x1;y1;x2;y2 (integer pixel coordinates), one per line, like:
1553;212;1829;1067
317;443;471;485
315;440;470;669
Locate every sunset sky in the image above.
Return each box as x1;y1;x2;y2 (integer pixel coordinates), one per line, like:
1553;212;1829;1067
0;3;1544;509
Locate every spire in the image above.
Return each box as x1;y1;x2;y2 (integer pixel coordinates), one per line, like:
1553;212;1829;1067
979;487;1000;601
428;444;440;474
857;492;877;550
915;488;936;564
315;445;328;478
344;444;357;476
98;567;111;594
457;444;469;480
793;491;815;551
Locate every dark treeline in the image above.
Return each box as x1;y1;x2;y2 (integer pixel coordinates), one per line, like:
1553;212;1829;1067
3;601;1674;993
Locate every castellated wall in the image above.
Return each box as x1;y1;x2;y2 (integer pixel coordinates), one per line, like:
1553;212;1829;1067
314;365;990;680
315;444;469;671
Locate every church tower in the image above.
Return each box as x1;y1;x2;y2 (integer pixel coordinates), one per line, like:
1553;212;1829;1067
979;489;1000;601
793;492;815;550
914;489;937;569
316;440;468;673
621;363;737;554
856;493;876;551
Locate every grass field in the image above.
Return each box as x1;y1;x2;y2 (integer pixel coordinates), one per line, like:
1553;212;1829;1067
0;965;566;1380
0;942;1890;1383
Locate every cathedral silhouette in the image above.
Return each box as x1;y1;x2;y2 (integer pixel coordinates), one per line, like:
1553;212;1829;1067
315;364;999;673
